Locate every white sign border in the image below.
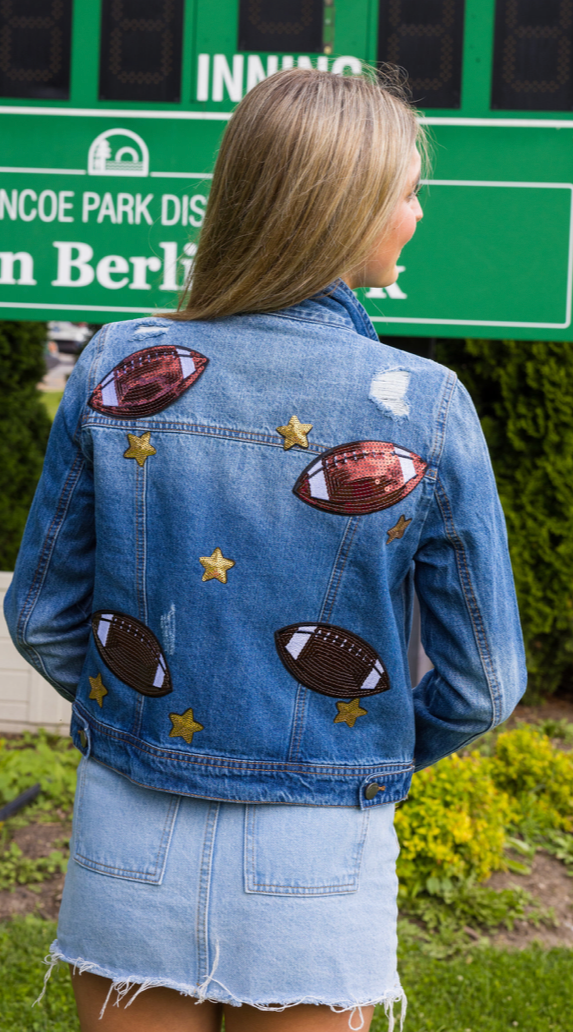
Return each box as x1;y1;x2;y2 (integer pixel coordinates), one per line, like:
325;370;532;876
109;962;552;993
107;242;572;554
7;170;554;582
2;108;573;128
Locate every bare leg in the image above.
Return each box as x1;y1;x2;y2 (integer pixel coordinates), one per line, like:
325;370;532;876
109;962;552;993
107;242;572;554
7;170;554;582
224;1003;375;1032
70;969;223;1032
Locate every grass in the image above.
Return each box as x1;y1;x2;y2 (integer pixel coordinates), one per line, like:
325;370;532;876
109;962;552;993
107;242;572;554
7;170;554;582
389;944;573;1032
0;916;571;1032
0;917;78;1031
384;945;569;1032
38;392;63;422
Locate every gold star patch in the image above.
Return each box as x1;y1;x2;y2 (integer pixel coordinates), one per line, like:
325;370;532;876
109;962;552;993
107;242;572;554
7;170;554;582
386;514;412;545
123;431;157;467
276;415;313;450
199;547;235;584
88;672;108;708
334;698;368;728
169;708;204;744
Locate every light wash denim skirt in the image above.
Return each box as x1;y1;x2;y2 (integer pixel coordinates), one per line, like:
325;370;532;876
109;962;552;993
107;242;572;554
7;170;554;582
46;758;404;1026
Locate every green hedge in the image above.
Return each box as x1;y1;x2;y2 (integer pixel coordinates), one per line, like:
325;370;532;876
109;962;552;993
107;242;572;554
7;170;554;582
436;339;573;698
0;321;51;571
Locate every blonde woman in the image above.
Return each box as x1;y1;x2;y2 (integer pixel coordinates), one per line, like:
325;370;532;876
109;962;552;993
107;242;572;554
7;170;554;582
6;68;525;1032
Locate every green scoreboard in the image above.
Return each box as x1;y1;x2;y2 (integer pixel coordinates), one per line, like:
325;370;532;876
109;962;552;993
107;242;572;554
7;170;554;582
1;0;573;340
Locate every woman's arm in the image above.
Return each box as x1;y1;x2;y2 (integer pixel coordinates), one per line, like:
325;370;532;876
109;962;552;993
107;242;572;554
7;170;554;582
412;379;526;769
3;339;98;703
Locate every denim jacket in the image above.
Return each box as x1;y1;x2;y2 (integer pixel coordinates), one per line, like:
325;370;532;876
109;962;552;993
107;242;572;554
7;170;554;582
5;282;526;809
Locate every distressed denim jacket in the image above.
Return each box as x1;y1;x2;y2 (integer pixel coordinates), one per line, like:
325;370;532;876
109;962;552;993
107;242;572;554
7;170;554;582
5;282;526;809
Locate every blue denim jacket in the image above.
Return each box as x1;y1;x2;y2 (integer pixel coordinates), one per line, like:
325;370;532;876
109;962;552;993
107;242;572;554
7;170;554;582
5;283;526;809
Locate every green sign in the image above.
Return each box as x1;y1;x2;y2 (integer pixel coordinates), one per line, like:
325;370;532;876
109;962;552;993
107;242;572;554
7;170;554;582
1;0;573;340
0;113;219;319
364;135;573;337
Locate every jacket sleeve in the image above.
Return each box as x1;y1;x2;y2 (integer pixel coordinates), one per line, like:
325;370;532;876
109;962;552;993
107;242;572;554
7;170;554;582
3;338;99;703
412;378;527;770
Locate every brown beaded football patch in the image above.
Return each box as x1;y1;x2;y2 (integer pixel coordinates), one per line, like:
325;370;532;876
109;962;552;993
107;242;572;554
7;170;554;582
275;622;390;699
88;345;208;419
293;440;427;516
91;611;172;697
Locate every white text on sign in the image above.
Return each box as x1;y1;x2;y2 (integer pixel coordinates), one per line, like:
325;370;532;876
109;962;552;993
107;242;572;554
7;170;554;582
0;189;207;227
0;242;196;291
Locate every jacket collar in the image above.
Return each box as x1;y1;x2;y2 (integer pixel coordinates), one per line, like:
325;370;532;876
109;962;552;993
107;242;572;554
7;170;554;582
275;279;379;343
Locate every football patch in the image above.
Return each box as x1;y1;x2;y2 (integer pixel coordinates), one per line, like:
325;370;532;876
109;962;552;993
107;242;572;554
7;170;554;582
91;611;172;697
293;440;426;516
88;345;208;418
275;622;390;699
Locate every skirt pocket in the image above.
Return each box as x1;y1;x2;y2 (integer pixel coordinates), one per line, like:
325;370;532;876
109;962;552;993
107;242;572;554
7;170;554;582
72;758;179;884
244;803;370;896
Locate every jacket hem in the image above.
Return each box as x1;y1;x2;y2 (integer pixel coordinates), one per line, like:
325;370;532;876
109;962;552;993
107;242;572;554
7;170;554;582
71;705;414;809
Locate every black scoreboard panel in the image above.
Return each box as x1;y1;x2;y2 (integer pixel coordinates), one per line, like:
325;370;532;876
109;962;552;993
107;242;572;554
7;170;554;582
0;0;72;100
377;0;465;109
4;2;573;118
492;0;573;111
238;0;325;54
99;0;184;103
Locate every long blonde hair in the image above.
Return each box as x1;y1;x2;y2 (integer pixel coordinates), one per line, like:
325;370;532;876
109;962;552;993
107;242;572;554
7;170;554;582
170;66;424;321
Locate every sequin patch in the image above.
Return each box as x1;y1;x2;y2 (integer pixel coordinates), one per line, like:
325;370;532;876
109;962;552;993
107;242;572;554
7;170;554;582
88;673;108;707
275;622;391;699
199;548;235;584
123;431;156;467
88;345;208;419
169;708;204;744
91;611;172;697
293;441;427;516
334;698;367;727
386;514;412;544
276;415;313;450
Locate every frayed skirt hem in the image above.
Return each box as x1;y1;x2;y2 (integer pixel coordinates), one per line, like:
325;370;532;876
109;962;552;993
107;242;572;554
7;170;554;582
38;940;407;1031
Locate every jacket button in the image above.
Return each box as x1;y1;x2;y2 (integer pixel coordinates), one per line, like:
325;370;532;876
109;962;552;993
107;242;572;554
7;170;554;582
365;782;385;800
79;730;87;748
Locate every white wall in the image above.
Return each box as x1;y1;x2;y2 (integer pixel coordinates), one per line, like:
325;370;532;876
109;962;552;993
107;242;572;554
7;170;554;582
407;593;433;686
0;572;71;734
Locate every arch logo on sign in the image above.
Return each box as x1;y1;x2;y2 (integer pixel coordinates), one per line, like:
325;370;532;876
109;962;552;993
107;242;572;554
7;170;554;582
87;129;149;177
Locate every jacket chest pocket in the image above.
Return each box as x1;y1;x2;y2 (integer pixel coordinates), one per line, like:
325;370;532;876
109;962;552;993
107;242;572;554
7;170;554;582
244;803;370;896
72;758;179;884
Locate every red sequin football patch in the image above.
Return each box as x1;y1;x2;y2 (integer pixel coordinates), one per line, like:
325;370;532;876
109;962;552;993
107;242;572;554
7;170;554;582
89;345;208;418
293;440;427;516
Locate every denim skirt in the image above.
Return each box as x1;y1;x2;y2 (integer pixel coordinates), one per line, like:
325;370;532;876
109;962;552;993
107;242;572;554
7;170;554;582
47;758;404;1025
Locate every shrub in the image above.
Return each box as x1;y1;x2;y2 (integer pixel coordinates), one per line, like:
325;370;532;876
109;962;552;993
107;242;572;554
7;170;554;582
489;725;573;834
395;751;515;897
396;724;573;895
395;725;573;949
436;338;573;698
0;321;51;570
